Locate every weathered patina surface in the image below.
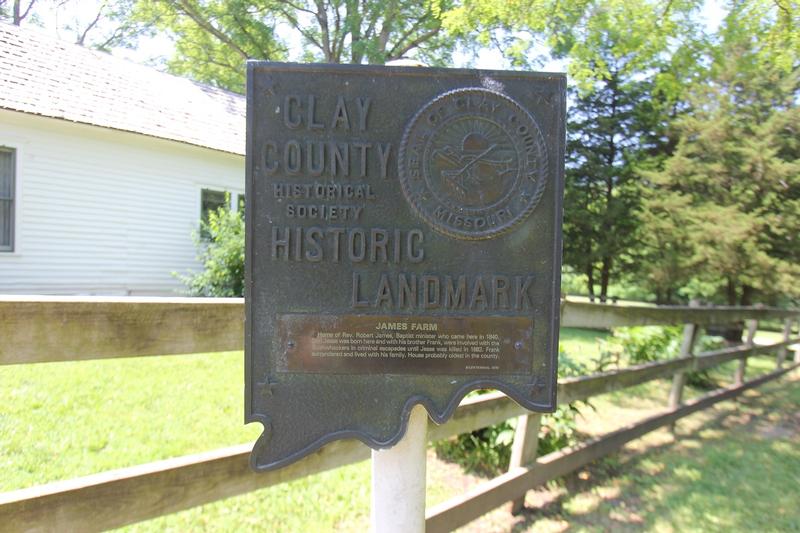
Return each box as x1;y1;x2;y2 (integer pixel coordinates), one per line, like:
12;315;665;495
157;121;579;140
245;62;565;471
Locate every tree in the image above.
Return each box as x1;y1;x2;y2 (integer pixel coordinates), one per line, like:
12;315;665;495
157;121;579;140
0;0;149;51
564;68;657;301
133;0;458;93
444;0;704;299
443;0;703;88
59;0;148;50
640;2;800;309
0;0;37;25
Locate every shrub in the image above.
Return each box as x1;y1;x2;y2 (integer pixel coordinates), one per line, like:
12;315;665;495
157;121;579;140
433;418;516;477
433;352;589;477
537;353;589;456
608;325;719;388
686;334;724;389
179;204;245;297
611;325;683;364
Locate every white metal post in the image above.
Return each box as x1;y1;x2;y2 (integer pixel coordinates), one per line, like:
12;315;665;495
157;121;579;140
371;404;429;533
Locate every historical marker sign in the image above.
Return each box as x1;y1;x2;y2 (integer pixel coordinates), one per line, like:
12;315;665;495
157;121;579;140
245;62;566;471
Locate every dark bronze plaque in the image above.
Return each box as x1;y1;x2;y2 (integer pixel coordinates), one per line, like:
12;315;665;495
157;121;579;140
246;62;566;471
278;314;533;374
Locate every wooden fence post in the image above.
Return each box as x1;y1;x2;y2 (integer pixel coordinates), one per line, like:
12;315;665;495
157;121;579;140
507;413;542;514
794;320;800;364
503;296;563;515
776;318;793;368
668;302;700;418
734;319;758;385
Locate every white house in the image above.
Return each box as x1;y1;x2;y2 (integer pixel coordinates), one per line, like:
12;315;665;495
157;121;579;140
0;22;246;295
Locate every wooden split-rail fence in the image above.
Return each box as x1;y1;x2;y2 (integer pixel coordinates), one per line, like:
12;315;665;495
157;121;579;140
0;296;798;532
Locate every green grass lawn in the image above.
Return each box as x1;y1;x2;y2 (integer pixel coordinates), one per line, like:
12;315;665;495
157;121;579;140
1;327;796;532
559;327;612;365
491;375;800;533
0;352;377;531
1;352;259;491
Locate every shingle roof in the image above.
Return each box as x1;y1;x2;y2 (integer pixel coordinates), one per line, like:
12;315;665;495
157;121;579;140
0;22;245;155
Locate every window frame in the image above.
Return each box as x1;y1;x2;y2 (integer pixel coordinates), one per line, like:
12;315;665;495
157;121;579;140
198;187;245;214
200;186;228;218
0;146;16;253
198;186;244;239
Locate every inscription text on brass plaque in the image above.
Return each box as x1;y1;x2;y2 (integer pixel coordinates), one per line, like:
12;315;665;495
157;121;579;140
279;314;533;374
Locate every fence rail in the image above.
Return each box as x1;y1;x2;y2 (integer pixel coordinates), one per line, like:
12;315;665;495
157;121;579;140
2;296;797;366
1;296;798;532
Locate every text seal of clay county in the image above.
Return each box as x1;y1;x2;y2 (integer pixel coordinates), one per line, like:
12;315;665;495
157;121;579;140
398;87;548;240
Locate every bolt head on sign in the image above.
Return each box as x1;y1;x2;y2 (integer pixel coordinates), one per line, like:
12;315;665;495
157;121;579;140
245;62;565;471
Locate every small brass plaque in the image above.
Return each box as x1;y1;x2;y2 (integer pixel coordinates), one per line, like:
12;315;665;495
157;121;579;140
279;314;533;374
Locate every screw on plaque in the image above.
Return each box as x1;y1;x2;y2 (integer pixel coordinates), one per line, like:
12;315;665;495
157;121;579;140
514;340;524;350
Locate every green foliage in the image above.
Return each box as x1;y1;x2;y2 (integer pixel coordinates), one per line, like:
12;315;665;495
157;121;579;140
133;0;458;92
433;416;516;476
563;74;654;300
684;333;724;388
180;204;245;297
133;0;286;92
560;265;588;295
537;354;589;456
445;1;705;300
1;0;148;50
443;0;800;306
443;0;703;94
434;352;590;476
537;404;583;456
603;325;721;388
638;3;800;304
606;325;683;364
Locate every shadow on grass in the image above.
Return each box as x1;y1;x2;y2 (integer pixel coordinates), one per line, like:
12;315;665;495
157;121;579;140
507;376;800;532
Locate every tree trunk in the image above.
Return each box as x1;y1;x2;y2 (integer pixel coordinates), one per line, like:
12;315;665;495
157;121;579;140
723;277;743;343
586;263;595;302
599;256;612;303
726;277;737;306
664;287;674;305
740;284;754;306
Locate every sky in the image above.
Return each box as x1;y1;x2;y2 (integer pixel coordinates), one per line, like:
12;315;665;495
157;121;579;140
27;0;727;75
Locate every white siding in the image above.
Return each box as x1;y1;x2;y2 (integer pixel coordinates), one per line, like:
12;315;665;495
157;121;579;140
0;109;244;295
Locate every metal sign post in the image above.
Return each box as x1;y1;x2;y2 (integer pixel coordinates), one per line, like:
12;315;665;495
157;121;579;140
371;404;428;532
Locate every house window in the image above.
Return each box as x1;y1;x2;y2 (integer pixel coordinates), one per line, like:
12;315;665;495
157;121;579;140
0;147;14;252
237;193;245;213
201;188;228;224
200;188;228;239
